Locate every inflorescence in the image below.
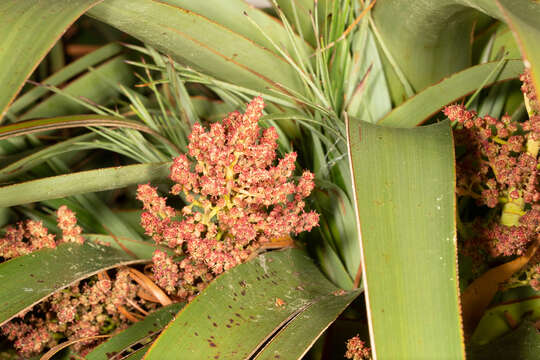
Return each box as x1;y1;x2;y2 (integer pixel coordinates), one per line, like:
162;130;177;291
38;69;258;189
137;96;319;301
445;69;539;289
0;207;151;357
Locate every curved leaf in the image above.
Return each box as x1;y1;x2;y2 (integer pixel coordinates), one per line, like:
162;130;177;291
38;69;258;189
87;0;305;98
0;0;105;121
144;249;362;359
378;59;524;128
347;118;463;358
86;303;185;360
0;240;151;326
0;162;171;208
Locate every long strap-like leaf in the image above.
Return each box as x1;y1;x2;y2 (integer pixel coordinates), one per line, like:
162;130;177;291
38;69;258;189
347;117;464;359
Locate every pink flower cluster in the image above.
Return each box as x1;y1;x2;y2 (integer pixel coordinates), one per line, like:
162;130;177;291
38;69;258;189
0;207;154;357
0;205;83;260
2;269;144;357
449;70;539;289
345;335;372;360
137;96;319;301
445;105;539;208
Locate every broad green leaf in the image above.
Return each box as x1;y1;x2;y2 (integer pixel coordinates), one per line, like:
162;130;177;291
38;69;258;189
378;59;523;128
347;118;463;358
20;56;134;120
0;162;171;208
0;241;150;326
7;43;123;117
144;249;362;359
87;0;305;98
472;298;540;345
496;0;540;94
86;303;185;360
0;0;105;121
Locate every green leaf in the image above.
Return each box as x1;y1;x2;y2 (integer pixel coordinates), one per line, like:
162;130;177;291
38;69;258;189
496;0;540;94
7;43;123;117
85;302;185;360
0;241;150;326
346;118;464;358
372;0;540;103
0;162;171;208
144;249;362;359
378;59;523;128
0;0;105;121
87;0;306;98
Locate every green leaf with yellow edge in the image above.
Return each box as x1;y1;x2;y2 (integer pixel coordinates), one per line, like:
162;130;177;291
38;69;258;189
346;118;464;358
87;0;305;99
0;240;153;326
378;59;524;128
0;0;105;121
144;249;362;359
86;303;185;360
0;162;171;208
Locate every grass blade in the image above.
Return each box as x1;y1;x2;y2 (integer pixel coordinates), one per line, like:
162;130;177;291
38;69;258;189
0;162;171;207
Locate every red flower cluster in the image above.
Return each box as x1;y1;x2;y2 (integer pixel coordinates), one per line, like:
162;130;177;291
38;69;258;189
137;96;319;301
345;335;372;360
